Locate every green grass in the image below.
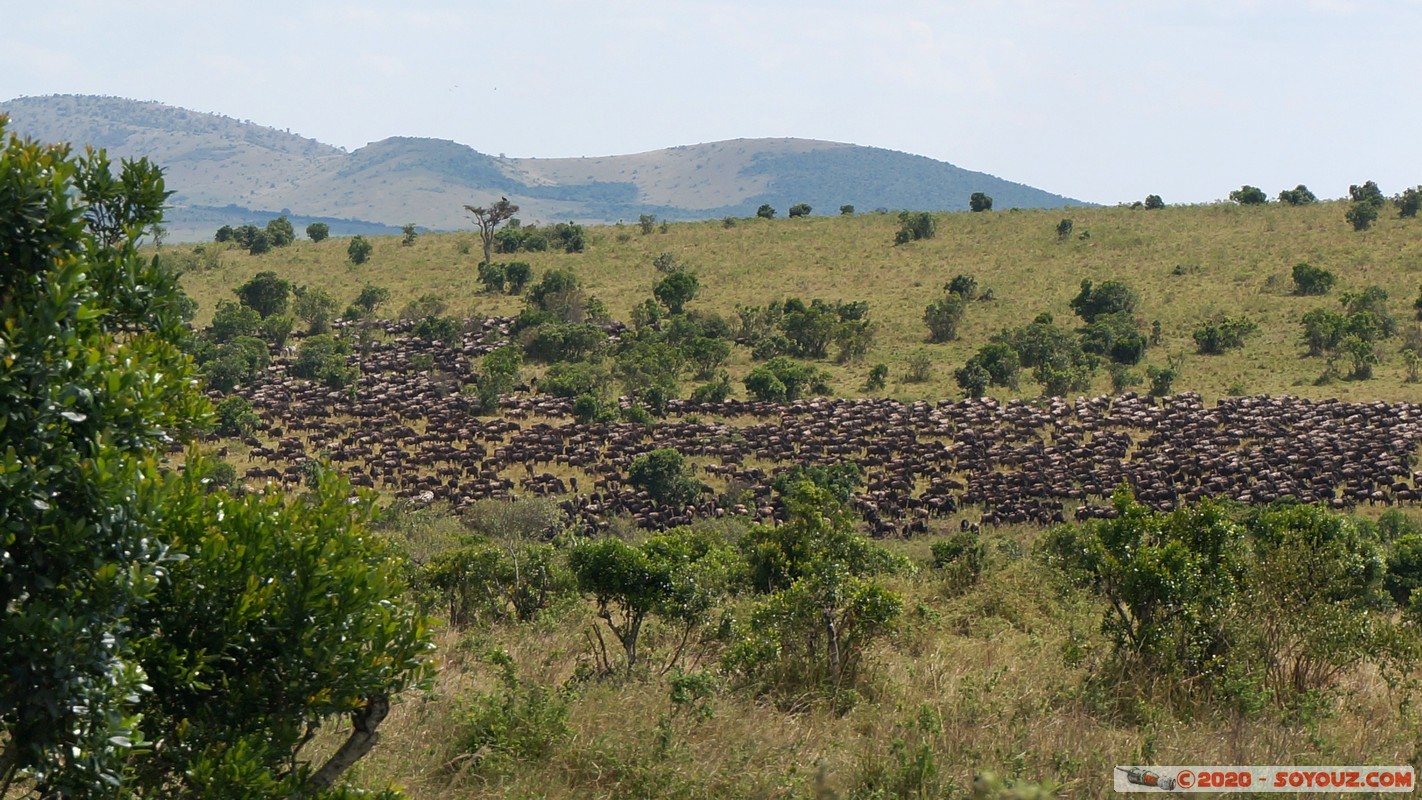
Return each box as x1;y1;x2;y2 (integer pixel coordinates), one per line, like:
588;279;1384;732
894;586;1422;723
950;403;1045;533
175;200;1422;404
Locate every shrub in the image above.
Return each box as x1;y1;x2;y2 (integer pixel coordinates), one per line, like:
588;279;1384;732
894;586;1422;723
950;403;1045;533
840;204;855;215
541;361;612;398
1056;218;1074;240
293;285;339;334
478;261;507;293
924;294;967;342
788;203;812;217
904;351;934;383
1069;278;1138;323
347;235;372;264
756;204;776;219
728;484;903;692
520;322;607;363
1346;201;1379;231
1229;185;1268;205
1081;312;1148;364
946;274;979;300
1291;262;1336;295
690;372;733;404
419;538;565;627
457;650;569;769
627;448;703;508
413;314;463;348
292;334;357;387
1350;180;1386;207
265;215;295;247
954;360;989;398
639;213;657;234
1193;316;1258;355
894;211;935;244
235;270;291;318
1278;184;1317;205
305;221;329;242
743;356;829;401
1396;186;1422;218
1146;365;1176;398
1143;194;1165;209
653;270;700;314
505;261;532;293
969;192;992;212
865;363;889;391
214;395;261;438
207;300;262;343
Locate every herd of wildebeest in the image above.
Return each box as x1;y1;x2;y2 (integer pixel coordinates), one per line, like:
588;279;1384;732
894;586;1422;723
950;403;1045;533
217;317;1422;534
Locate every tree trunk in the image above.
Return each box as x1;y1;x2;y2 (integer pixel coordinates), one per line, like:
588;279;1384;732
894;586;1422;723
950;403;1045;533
305;694;390;793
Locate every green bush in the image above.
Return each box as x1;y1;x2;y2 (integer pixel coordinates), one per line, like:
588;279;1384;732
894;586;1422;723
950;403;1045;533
1291;262;1337;296
969;192;992;212
924;294;967;342
347;235;373;264
894;211;936;244
292;334;357;388
214;395;261;438
457;650;569;770
627;448;703;508
743;356;829;401
1193;315;1258;355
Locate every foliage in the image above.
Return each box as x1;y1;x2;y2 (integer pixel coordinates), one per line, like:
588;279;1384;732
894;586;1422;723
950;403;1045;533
894;211;936;244
1192;316;1259;355
347;235;373;264
612;331;685;413
418;535;564;627
770;463;862;506
472;345;522;412
654;270;700;314
946;274;979;300
128;468;436;796
306;221;330;242
627;448;703;508
689;371;733;404
292;334;358;387
1396;186;1422;218
521;322;607;364
966;341;1022;388
214;395;261;438
1278;184;1317;205
457;650;569;770
541;361;612;399
1291;262;1336;296
954;359;990;398
351;283;391;316
1349;180;1386;207
924;293;967;342
840;204;855;215
201;335;271;392
743;357;831;401
728;484;903;692
904;350;934;383
526;268;585;321
1080;311;1148;364
504;261;532;293
1143;194;1165;210
465;196;519;264
478;261;506;293
1146;365;1176;397
401;222;418;246
1056;218;1073;240
1229;185;1268;205
1346;201;1379;231
639;213;657;234
1300;307;1349;357
413;314;463;348
207;300;262;343
235;270;291;318
865;363;888;390
788;203;812;217
1069;278;1138;323
0;130;201;794
969;192;993;212
756;204;776;219
294;284;340;334
265;215;295;247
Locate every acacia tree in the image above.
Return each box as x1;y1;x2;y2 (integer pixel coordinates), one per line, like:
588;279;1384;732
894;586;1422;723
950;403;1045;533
465;196;520;264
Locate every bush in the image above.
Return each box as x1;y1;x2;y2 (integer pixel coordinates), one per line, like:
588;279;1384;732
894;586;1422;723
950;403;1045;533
1080;312;1148;364
1229;185;1268;205
413;314;463;348
653;270;700;314
1291;262;1336;295
292;334;357;387
457;650;569;769
690;372;733;404
214;395;261;438
946;274;979;300
1056;218;1074;240
840;204;855;215
347;235;373;264
520;322;607;363
743;357;830;401
1146;365;1176;397
1278;184;1317;205
1193;316;1258;355
305;221;330;242
1069;278;1138;323
969;192;992;212
505;261;532;293
788;203;812;217
1350;180;1386;207
894;211;936;244
293;285;339;334
628;448;703;508
728;484;903;692
639;213;657;234
865;363;888;391
1346;201;1379;231
924;294;967;342
1396;186;1422;219
954;360;989;398
265;215;295;247
1143;194;1165;209
478;261;507;293
904;351;934;383
756;204;776;219
235;270;291;318
207;300;262;343
541;361;612;398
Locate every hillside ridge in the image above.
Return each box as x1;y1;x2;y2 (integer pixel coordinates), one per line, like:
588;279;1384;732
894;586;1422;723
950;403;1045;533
0;94;1089;240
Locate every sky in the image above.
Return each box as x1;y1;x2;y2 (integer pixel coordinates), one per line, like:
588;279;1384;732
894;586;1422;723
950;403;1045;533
3;0;1420;206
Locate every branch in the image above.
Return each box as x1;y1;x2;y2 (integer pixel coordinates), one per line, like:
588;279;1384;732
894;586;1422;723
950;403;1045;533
304;694;391;793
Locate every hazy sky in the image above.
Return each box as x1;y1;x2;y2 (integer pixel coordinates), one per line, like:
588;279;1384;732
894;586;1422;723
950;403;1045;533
3;0;1420;205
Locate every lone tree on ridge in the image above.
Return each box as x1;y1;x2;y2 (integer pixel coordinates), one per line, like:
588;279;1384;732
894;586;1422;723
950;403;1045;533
464;196;520;265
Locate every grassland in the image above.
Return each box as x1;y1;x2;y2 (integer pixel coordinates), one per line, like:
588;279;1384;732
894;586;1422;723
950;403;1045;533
175;199;1422;405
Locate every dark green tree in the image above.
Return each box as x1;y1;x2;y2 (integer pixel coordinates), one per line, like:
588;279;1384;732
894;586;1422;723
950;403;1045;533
265;215;295;247
756;203;776;219
305;221;330;242
788;203;812;217
1349;180;1386;207
347;235;373;264
1143;194;1165;210
1346;201;1379;231
840;204;855;215
1395;187;1422;218
627;448;703;508
969;192;993;212
1278;185;1317;205
1291;262;1337;295
924;294;967;342
894;211;936;244
1229;185;1268;205
1069;278;1138;323
654;271;700;314
1056;218;1074;240
401;222;418;245
235;270;291;318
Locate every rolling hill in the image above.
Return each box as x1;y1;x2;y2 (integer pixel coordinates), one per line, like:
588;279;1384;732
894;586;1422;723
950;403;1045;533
0;94;1089;240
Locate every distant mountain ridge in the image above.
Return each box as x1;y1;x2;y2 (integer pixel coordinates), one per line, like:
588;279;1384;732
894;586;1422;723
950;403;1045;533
0;94;1090;240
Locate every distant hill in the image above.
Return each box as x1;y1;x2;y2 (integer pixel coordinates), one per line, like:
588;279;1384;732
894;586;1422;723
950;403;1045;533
0;94;1090;240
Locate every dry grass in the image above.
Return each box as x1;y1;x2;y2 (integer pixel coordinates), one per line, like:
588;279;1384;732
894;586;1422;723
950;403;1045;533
327;527;1422;799
175;200;1422;405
